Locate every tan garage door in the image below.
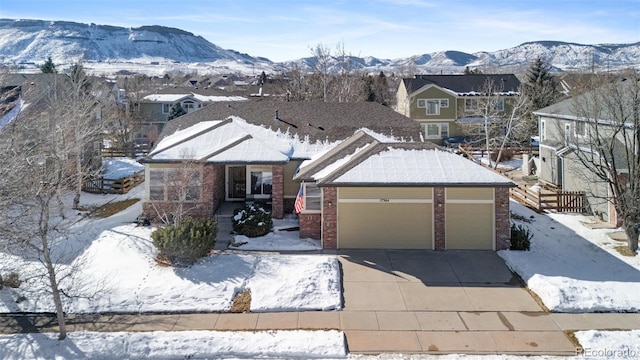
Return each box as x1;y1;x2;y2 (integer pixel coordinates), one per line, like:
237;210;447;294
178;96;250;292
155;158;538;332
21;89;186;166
445;188;494;250
337;187;433;249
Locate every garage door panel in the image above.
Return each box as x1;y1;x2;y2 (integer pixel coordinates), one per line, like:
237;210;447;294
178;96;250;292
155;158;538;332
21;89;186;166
338;203;432;249
445;204;493;250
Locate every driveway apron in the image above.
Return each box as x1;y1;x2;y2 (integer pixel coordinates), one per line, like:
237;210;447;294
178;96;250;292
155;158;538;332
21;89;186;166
338;249;578;355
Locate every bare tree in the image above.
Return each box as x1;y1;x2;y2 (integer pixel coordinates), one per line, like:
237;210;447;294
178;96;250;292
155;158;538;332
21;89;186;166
569;70;640;252
310;43;332;102
148;151;206;225
66;64;105;209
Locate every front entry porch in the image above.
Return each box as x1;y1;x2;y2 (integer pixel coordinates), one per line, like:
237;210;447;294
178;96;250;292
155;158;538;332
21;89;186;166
223;164;284;219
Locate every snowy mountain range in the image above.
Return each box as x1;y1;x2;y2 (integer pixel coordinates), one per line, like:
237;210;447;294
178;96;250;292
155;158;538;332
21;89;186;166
1;18;638;76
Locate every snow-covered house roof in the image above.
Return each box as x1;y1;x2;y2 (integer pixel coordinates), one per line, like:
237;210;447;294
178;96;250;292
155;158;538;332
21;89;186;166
146;117;318;164
296;130;514;187
142;93;247;103
403;74;521;96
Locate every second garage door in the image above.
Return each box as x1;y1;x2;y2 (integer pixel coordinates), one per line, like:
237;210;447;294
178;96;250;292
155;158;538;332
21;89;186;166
445;188;495;250
337;187;433;249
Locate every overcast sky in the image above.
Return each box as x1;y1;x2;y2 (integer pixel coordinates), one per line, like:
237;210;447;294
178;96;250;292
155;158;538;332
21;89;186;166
2;0;639;62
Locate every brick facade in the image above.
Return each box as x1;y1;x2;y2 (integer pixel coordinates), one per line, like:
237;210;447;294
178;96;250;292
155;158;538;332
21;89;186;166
433;187;446;250
494;187;511;250
299;213;321;239
271;165;284;219
321;187;338;249
142;164;225;223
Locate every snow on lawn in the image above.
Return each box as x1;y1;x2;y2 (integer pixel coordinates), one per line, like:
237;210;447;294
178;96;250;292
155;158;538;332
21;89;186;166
0;221;341;313
100;157;144;179
232;215;322;251
0;330;347;360
0;179;340;314
499;200;640;312
575;330;640;359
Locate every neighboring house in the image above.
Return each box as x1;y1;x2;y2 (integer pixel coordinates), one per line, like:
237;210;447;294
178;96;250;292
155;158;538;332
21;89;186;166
141;101;513;250
136;90;247;145
396;74;521;144
534;77;636;224
141;101;422;224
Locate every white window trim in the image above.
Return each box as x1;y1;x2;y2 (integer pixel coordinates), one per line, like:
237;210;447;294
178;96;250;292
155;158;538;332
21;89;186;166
417;99;427;108
540;119;546;141
426;99;440;115
162;103;170;114
439;99;449;108
574;121;587;138
301;182;322;213
422;123;449;139
493;98;504;111
464;98;478;111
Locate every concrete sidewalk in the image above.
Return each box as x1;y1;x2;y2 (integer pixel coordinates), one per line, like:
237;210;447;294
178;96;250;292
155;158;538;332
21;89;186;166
1;311;640;355
1;249;639;356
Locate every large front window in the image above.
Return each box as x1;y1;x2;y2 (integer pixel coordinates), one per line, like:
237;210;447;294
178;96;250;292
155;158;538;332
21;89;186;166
422;123;449;139
250;170;272;196
149;168;201;201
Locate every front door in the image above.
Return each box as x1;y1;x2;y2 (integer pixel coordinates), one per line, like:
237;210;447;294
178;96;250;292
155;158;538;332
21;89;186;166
227;166;246;200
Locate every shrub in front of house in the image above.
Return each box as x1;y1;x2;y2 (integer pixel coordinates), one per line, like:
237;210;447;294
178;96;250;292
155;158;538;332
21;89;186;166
151;218;217;266
0;271;22;289
232;204;273;237
491;148;514;162
510;223;532;251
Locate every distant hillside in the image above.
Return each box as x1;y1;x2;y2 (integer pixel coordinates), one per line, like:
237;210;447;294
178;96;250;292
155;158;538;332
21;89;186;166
0;19;271;66
0;18;638;75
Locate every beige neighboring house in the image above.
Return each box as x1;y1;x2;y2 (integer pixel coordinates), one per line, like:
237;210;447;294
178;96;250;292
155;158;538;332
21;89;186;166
136;91;247;146
396;74;521;145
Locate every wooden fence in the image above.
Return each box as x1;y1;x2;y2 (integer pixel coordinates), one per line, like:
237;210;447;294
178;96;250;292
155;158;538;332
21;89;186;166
509;183;586;213
83;170;145;194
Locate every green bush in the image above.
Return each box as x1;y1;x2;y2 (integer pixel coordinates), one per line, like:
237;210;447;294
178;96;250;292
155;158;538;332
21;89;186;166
232;204;273;237
510;223;533;251
151;218;217;266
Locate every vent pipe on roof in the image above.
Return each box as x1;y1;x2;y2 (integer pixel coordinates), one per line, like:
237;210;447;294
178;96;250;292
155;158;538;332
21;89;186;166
275;109;279;120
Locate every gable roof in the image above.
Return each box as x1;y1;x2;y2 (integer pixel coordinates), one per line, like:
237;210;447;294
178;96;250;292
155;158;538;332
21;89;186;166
142;93;246;103
403;74;521;96
534;76;639;123
157;101;423;144
298;130;514;187
146;117;295;164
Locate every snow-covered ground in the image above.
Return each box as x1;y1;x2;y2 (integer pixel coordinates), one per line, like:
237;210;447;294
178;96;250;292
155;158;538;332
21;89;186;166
575;330;640;359
100;157;144;179
499;200;640;312
0;156;340;314
0;198;340;313
0;330;347;360
232;215;322;251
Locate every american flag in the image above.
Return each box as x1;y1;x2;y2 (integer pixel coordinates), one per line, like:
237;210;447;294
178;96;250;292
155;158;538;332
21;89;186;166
294;185;304;214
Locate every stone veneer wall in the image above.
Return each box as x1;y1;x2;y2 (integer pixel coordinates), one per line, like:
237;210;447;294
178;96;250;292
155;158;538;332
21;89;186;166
271;165;284;219
321;187;338;249
494;187;511;250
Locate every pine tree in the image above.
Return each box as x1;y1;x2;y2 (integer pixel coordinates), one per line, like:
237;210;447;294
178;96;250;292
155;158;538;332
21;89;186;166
167;103;187;120
524;57;559;111
40;56;57;73
520;57;560;139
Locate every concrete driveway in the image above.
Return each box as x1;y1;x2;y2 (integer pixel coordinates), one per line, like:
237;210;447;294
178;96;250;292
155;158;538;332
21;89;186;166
339;249;542;312
338;250;578;355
